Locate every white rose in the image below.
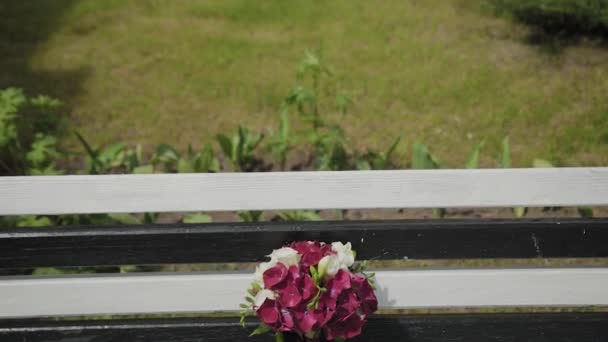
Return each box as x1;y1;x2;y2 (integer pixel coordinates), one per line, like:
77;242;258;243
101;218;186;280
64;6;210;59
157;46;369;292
253;260;277;286
268;247;301;267
332;241;355;269
253;289;275;310
318;254;340;279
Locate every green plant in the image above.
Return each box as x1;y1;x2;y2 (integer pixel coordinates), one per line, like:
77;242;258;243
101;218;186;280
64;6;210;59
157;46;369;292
177;144;220;173
313;126;351;171
267;110;295;170
281;51;356;171
76;132;126;174
292;50;332;131
76;132;154;174
151;143;180;171
411;142;441;170
26;133;62;175
183;213;213;223
0;88;63;175
411;143;445;218
217;126;264;171
355;134;403;170
16;215;53;227
277;210;321;221
465;141;485;169
0;88;24;151
238;211;264;222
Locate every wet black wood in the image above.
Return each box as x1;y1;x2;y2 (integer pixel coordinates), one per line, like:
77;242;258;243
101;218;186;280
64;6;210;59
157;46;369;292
1;219;607;268
0;313;606;342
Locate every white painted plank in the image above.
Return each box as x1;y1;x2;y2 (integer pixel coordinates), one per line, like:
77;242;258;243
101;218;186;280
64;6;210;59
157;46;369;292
1;168;607;215
1;268;607;318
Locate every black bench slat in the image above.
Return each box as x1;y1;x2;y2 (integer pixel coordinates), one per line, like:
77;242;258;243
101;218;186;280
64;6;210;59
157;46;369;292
1;313;606;342
1;219;607;269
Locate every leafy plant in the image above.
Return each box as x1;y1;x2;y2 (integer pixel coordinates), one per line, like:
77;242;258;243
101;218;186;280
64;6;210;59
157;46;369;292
217;126;264;171
411;143;445;218
183;213;213;223
0;88;24;150
277;210;321;221
465;141;485;169
355;134;403;170
411;142;441;170
293;50;332;131
75;132;127;174
267;110;295;170
577;207;594;218
26;133;62;175
16;215;53;227
239;210;264;222
313;126;351;171
151;143;180;171
177;144;220;173
0;88;63;175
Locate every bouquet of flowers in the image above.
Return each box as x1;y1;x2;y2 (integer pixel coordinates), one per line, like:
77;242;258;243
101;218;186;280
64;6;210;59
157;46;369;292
241;241;377;342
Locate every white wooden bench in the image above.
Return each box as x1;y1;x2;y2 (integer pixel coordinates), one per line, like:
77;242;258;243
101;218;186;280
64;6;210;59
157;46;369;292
1;168;607;341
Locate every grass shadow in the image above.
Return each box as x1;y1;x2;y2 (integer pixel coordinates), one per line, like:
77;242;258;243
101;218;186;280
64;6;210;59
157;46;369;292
0;0;88;106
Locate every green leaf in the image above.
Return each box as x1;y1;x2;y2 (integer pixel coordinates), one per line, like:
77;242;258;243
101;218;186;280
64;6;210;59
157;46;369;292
533;159;554;168
577;207;594;218
108;213;142;225
32;267;73;275
183;213;212;223
144;212;158;224
216;133;233;158
240;304;250;309
238;210;263;222
133;165;154;174
16;215;52;227
98;143;126;162
250;324;272;337
74;131;100;174
432;208;446;219
335;93;352;115
275;331;285;342
177;158;194;173
278;210;321;221
465;141;485;169
500;136;511;168
383;133;403;167
412;143;440;169
513;207;527;218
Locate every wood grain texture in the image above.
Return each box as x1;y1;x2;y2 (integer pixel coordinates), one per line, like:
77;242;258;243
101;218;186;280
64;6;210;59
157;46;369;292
1;168;607;215
2;219;607;268
1;268;607;318
1;314;606;342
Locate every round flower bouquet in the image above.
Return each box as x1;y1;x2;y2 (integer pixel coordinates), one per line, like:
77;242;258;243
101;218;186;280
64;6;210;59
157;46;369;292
240;241;378;342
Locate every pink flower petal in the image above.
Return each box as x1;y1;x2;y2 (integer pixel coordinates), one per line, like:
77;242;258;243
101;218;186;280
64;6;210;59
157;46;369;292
263;263;288;289
279;284;302;308
257;299;280;326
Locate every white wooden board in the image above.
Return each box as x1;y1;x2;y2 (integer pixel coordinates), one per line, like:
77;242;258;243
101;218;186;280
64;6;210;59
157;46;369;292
1;268;607;318
1;168;607;215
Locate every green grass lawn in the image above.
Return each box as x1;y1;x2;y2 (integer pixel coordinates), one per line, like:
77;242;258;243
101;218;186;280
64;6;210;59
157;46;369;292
1;0;608;167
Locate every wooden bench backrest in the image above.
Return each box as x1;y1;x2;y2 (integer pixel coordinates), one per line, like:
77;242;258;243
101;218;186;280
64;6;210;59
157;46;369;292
1;168;607;341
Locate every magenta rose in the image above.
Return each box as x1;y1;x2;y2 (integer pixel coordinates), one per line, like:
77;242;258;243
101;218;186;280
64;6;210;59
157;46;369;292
351;274;378;316
263;263;288;289
289;241;334;269
257;299;280;327
324;310;365;340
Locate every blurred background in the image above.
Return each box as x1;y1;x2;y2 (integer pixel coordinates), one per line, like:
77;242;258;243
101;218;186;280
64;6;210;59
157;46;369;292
1;0;607;226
